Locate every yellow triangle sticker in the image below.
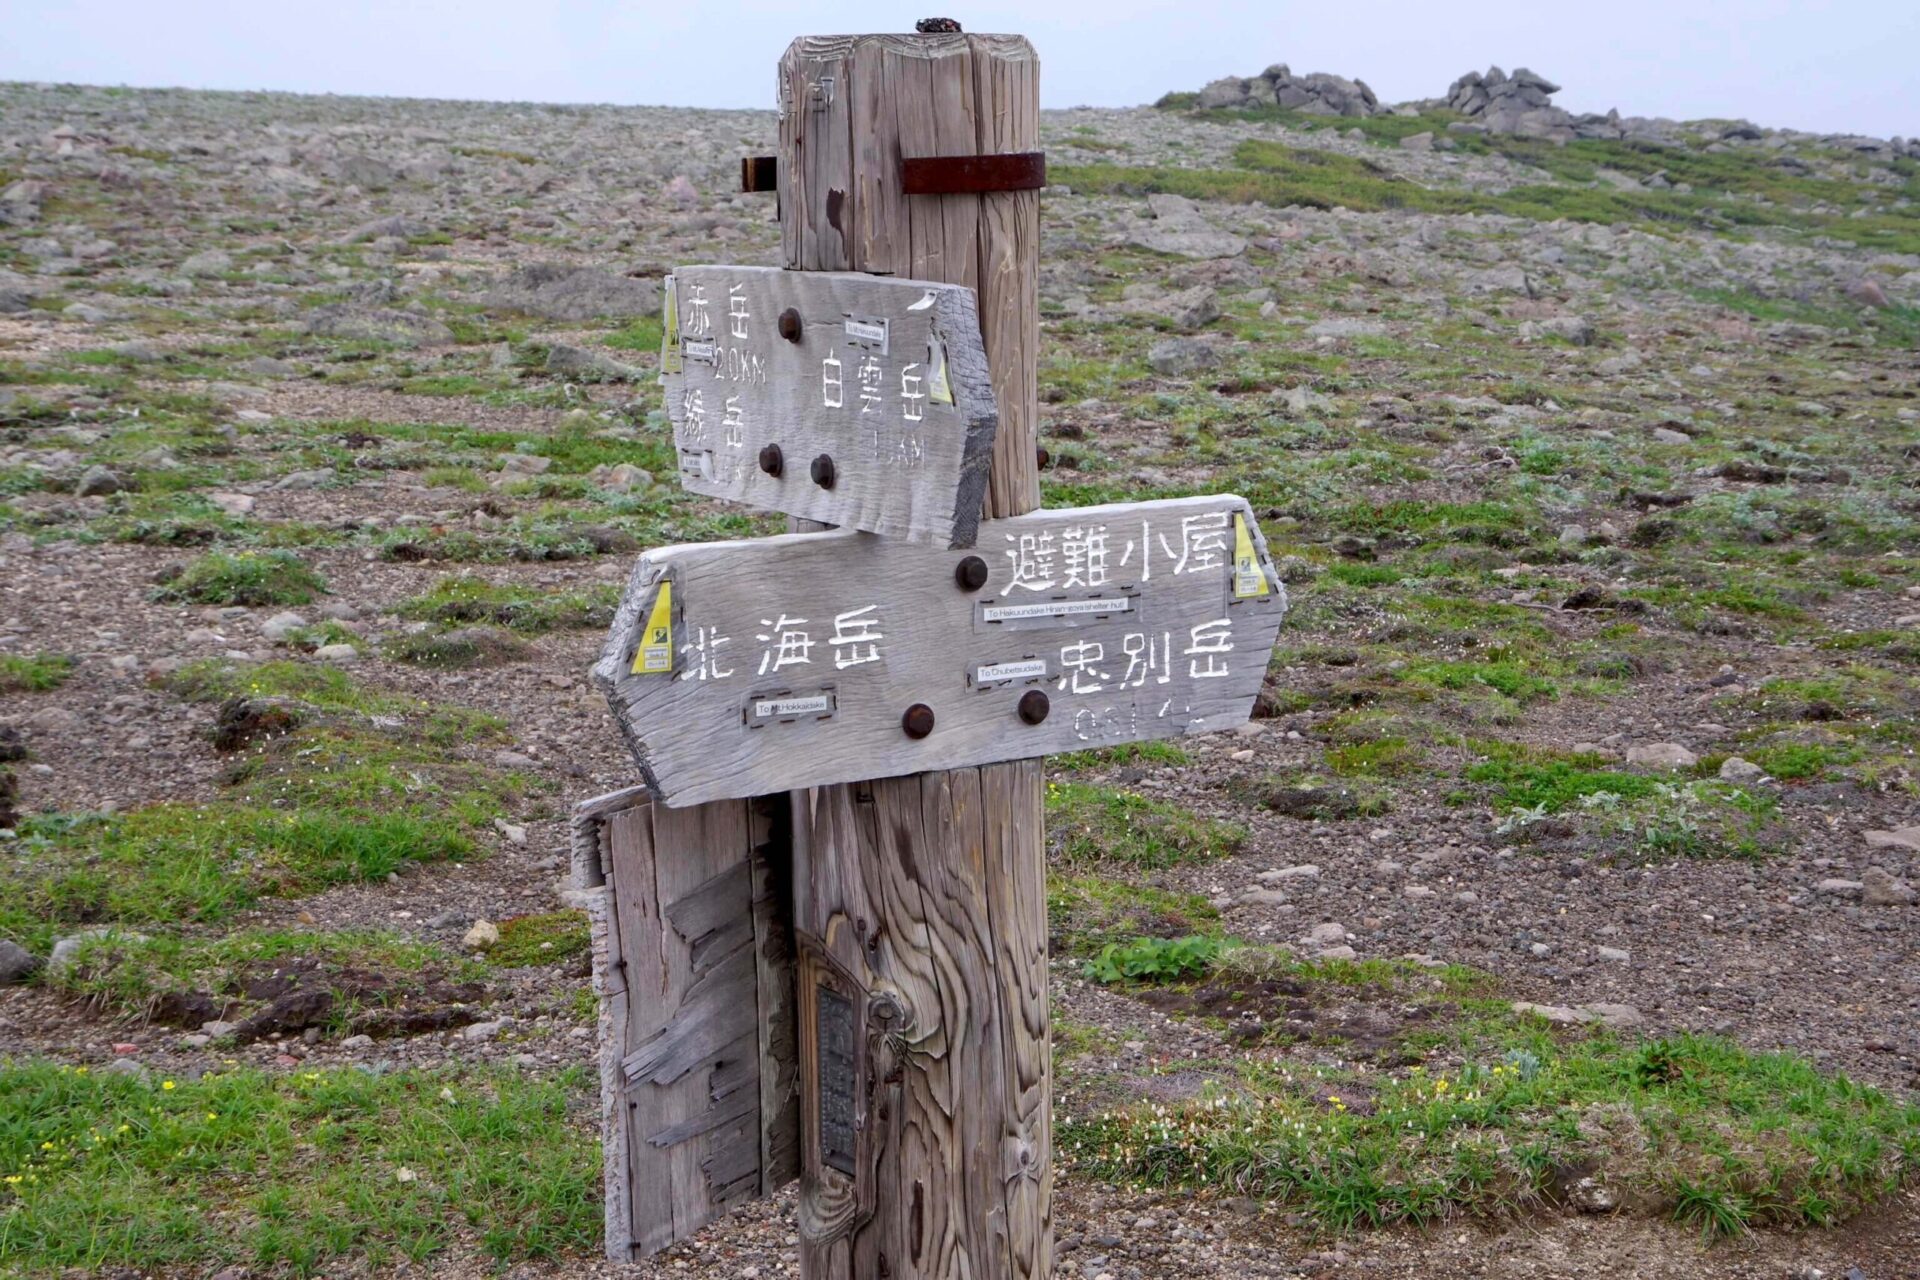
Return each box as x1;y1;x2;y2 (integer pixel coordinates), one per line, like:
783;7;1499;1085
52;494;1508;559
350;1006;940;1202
1232;513;1270;600
630;579;674;675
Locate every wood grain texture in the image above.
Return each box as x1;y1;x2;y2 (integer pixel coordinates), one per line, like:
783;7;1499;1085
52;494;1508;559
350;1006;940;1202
661;266;998;548
593;495;1289;807
572;788;800;1260
779;33;1039;518
776;31;1052;1280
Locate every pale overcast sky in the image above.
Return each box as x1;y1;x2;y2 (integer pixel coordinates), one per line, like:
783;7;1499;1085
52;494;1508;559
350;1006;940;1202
3;1;1915;138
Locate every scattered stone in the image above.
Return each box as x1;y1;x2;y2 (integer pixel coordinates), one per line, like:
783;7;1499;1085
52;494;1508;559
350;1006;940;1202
313;643;360;664
1597;946;1631;963
588;462;653;493
1512;1001;1584;1024
274;468;335;490
1399;131;1433;152
208;491;255;516
303;305;452;347
1815;878;1864;897
1625;742;1697;769
1120;284;1220;331
1195;64;1380;117
462;1018;507;1041
1565;1174;1619;1214
1126;194;1246;260
1260;864;1321;882
75;465;128;497
1147;337;1220;376
99;1058;149;1080
544;343;642;381
180;248;233;277
1861;867;1916;907
1304;922;1347;948
0;939;40;985
260;611;308;641
1718;757;1766;784
485;263;660;321
1863;826;1920;853
463;919;501;950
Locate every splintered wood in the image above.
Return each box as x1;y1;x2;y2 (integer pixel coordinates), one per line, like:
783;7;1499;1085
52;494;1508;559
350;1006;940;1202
592;495;1289;806
661;266;999;549
570;788;799;1259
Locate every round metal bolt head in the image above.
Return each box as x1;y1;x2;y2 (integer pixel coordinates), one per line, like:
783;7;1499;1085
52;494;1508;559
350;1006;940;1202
954;555;989;592
901;703;936;739
758;443;784;477
1017;690;1050;725
778;308;803;343
810;453;836;489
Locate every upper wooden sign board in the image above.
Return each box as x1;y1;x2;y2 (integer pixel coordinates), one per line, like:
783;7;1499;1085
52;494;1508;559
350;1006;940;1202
661;265;998;549
593;495;1289;806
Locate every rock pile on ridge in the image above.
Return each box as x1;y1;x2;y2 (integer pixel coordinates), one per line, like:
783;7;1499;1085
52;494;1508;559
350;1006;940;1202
1194;64;1380;117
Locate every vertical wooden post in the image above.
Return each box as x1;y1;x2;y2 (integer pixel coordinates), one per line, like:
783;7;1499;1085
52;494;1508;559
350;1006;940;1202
779;32;1050;1280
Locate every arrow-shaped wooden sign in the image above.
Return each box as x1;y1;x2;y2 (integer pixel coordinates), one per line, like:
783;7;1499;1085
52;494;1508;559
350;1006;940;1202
661;265;999;549
593;494;1289;806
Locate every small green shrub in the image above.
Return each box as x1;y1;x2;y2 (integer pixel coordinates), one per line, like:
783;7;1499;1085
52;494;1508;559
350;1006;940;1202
153;551;325;606
1084;935;1223;985
0;654;73;694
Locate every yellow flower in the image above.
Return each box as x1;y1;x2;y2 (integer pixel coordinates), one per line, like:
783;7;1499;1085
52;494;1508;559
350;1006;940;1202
39;1142;52;1151
206;1113;219;1122
162;1081;176;1091
1434;1079;1449;1093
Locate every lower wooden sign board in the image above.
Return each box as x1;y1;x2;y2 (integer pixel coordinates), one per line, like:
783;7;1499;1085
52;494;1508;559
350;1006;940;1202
592;494;1289;807
661;264;998;549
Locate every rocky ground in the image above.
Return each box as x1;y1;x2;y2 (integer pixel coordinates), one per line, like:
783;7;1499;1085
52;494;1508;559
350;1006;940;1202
2;79;1918;1279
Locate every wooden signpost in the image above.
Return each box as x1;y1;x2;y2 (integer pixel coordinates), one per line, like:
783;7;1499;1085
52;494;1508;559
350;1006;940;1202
570;27;1290;1280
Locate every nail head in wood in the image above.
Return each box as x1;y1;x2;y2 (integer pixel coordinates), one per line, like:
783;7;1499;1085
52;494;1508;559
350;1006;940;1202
1036;446;1051;471
777;307;803;342
1017;690;1050;725
901;703;935;739
758;443;784;478
810;453;837;490
954;555;989;592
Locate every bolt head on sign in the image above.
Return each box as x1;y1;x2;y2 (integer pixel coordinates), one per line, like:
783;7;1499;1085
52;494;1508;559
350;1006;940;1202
594;495;1289;806
660;265;998;549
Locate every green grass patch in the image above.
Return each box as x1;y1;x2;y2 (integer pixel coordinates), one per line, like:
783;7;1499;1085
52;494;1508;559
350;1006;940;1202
152;550;326;607
0;1062;597;1274
1064;1026;1920;1235
0;654;73;694
1050;740;1192;771
45;927;464;1018
1465;744;1660;813
486;912;591;968
0;705;526;952
395;575;619;633
1047;874;1221;958
1047;781;1245;868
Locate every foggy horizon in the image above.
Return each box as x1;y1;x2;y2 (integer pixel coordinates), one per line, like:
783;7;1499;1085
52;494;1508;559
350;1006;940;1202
3;1;1917;140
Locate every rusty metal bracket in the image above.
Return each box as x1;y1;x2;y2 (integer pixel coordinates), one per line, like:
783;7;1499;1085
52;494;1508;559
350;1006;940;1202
901;151;1046;195
741;155;778;193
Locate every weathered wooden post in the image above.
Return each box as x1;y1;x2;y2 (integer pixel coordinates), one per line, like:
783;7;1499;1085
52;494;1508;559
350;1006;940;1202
773;31;1050;1280
571;24;1288;1280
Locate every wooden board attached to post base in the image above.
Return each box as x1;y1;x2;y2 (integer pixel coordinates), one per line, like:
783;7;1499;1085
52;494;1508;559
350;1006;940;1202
662;265;999;549
592;494;1289;807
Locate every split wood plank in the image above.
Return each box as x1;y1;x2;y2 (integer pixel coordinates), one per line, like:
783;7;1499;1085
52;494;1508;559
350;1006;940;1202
571;788;799;1260
661;266;998;548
